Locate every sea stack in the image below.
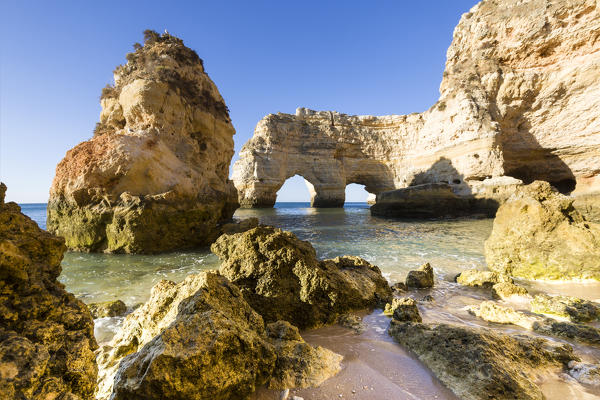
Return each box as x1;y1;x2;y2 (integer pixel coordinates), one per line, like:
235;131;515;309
47;30;238;253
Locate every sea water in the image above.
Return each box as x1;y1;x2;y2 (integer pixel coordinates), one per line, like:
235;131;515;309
19;202;600;399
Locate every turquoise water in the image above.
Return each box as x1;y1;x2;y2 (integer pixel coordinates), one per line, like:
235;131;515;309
20;202;492;305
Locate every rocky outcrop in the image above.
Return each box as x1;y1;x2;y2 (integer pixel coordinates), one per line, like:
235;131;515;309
455;269;529;299
48;30;238;253
405;262;434;288
485;181;600;280
233;0;600;213
468;300;600;346
97;271;342;400
0;183;98;399
211;226;392;329
530;294;600;323
388;320;576;400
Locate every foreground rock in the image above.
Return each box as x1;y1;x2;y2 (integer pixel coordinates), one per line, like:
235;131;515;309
389;320;576;400
234;0;600;212
0;183;97;399
266;321;342;389
405;263;434;288
531;294;600;323
48;30;238;253
386;298;422;323
485;181;600;280
211;226;392;329
98;271;342;400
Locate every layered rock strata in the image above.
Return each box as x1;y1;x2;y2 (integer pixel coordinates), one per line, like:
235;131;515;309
211;226;392;329
97;271;342;400
0;183;98;399
233;0;600;214
485;181;600;280
48;31;238;253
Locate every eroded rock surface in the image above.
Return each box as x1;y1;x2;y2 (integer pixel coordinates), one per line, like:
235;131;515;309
48;30;238;253
98;271;343;400
211;226;392;329
389;320;576;400
485;181;600;280
0;183;98;399
234;0;600;213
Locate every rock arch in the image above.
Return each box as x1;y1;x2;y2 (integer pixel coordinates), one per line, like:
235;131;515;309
234;0;600;212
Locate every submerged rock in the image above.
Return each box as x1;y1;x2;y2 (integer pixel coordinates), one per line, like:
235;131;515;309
211;226;392;329
468;301;537;330
0;183;98;399
531;294;600;323
266;321;343;389
98;271;343;400
47;30;238;254
485;181;600;280
405;263;434;288
88;299;128;318
389;320;576;400
336;314;366;334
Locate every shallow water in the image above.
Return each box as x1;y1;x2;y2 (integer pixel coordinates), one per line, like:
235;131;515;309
19;202;600;399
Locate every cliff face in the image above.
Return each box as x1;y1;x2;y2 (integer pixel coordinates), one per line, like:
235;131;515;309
233;0;600;209
48;31;238;253
0;183;98;399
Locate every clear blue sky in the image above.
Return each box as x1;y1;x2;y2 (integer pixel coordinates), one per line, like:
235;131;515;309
1;0;477;203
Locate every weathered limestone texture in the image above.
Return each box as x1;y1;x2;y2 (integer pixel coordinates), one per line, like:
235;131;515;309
0;183;98;399
211;226;392;329
97;271;342;400
388;320;576;400
234;0;600;213
48;31;238;253
485;181;600;280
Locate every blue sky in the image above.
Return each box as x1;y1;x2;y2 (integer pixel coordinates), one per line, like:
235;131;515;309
1;0;477;203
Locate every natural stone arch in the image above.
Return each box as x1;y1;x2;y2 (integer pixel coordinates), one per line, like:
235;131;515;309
232;114;397;208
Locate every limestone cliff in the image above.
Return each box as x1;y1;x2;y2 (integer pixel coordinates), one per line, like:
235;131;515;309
0;183;98;399
233;0;600;210
48;30;238;253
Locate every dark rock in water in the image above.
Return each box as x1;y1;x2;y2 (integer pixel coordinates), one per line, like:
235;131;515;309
531;294;600;323
336;314;366;334
387;298;422;322
211;226;392;329
485;181;600;280
421;294;434;302
89;299;128;318
391;281;407;293
0;182;98;399
98;271;342;400
370;183;472;218
534;319;600;346
388;320;577;400
405;263;434;288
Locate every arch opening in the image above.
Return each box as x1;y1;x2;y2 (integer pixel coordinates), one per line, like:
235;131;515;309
345;183;371;204
275;175;313;204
